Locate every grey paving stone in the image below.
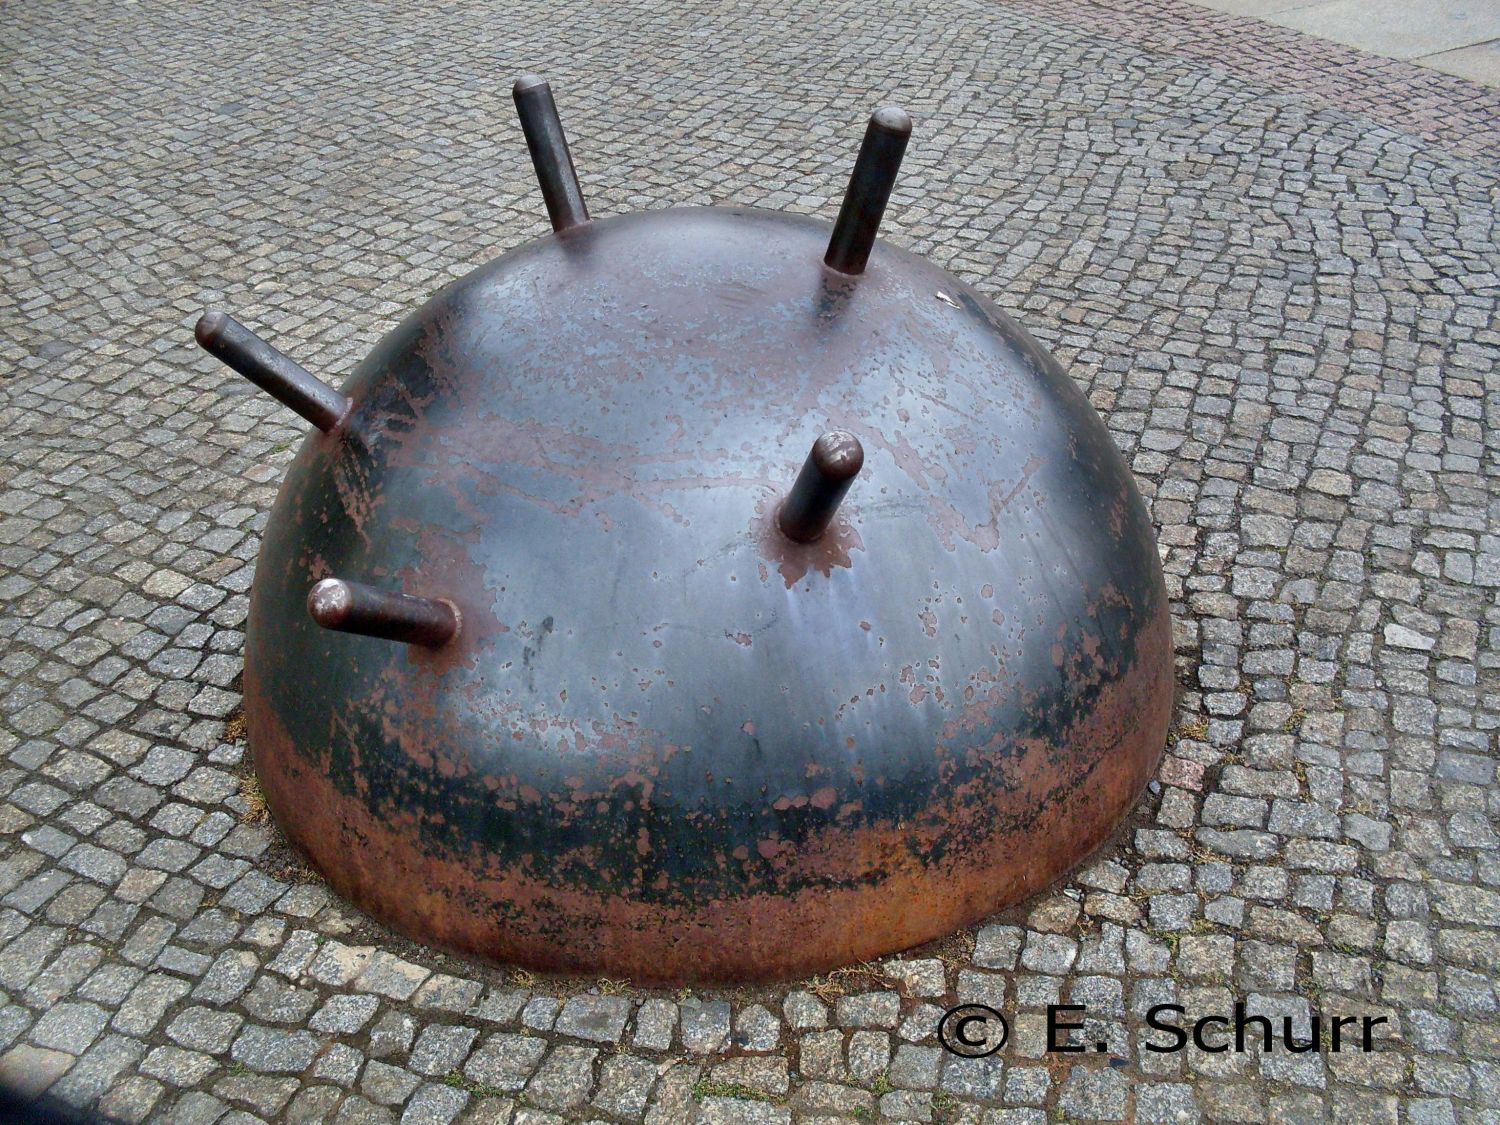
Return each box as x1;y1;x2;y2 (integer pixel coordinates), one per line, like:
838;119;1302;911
367;1011;417;1060
680;1000;733;1053
524;1044;598;1110
0;1043;76;1098
401;1083;469;1125
230;1025;320;1074
310;994;381;1035
242;975;318;1024
166;1007;245;1054
465;1032;548;1091
361;1059;419;1105
554;994;632;1045
732;1003;781;1051
782;991;827;1031
633;997;678;1050
312;1042;364;1086
833;992;901;1029
408;1024;479;1076
29;1002;108;1054
592;1053;658;1118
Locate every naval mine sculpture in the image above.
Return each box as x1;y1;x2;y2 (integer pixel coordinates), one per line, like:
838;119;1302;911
193;76;1174;982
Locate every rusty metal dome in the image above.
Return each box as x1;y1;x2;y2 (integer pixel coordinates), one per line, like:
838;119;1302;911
195;77;1173;983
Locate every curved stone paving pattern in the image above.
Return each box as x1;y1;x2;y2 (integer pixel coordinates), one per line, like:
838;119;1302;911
1;0;1497;1122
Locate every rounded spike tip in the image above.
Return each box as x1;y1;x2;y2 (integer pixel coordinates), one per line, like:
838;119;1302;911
512;74;590;233
307;578;460;649
778;431;865;543
195;310;350;433
824;106;913;276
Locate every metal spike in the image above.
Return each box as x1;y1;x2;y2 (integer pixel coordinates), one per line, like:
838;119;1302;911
512;74;590;233
307;578;460;649
777;431;865;543
196;312;350;433
824;107;912;276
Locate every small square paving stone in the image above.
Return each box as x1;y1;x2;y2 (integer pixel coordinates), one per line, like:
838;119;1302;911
311;1042;364;1085
1059;1064;1131;1120
230;1025;320;1074
1004;1065;1051;1105
884;958;947;997
212;1074;300;1116
308;942;375;987
591;1053;658;1118
97;1075;164;1123
361;1059;420;1105
142;1044;217;1087
29;1002;108;1054
266;930;320;979
680;999;733;1052
113;975;190;1037
166;1007;244;1054
834;991;901;1028
845;1030;890;1083
799;1029;843;1080
367;1011;417;1059
889;1044;942;1090
192;949;259;1003
60;845;126;886
732;1003;781;1051
521;995;560;1030
162;1090;230;1125
782;991;828;1030
408;1024;479;1075
879;1089;933;1121
243;975;318;1023
412;973;483;1014
709;1055;790;1097
400;1083;468;1125
632;997;678;1050
465;1032;548;1090
356;951;431;1000
283;1092;343;1125
940;1053;1004;1099
311;993;381;1035
524;1044;598;1110
332;1093;397;1124
471;987;527;1024
554;994;632;1044
698;1096;792;1124
973;925;1024;970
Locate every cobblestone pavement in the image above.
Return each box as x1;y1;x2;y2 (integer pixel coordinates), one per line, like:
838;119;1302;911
2;0;1497;1122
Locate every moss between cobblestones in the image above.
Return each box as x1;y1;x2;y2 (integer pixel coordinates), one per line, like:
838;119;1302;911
690;1078;775;1102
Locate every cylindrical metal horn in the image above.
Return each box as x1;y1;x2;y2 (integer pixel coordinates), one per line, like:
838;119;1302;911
824;107;912;276
778;431;865;543
512;74;590;233
307;578;460;649
196;312;350;433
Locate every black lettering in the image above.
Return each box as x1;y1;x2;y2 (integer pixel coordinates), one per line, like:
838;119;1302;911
1284;1015;1319;1053
1194;1014;1229;1053
1363;1015;1389;1050
1234;1003;1273;1052
1144;1004;1187;1053
954;1014;988;1048
1332;1015;1359;1052
1047;1004;1085;1053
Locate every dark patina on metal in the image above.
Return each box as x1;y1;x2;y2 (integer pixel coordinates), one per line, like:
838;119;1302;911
195;80;1173;983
